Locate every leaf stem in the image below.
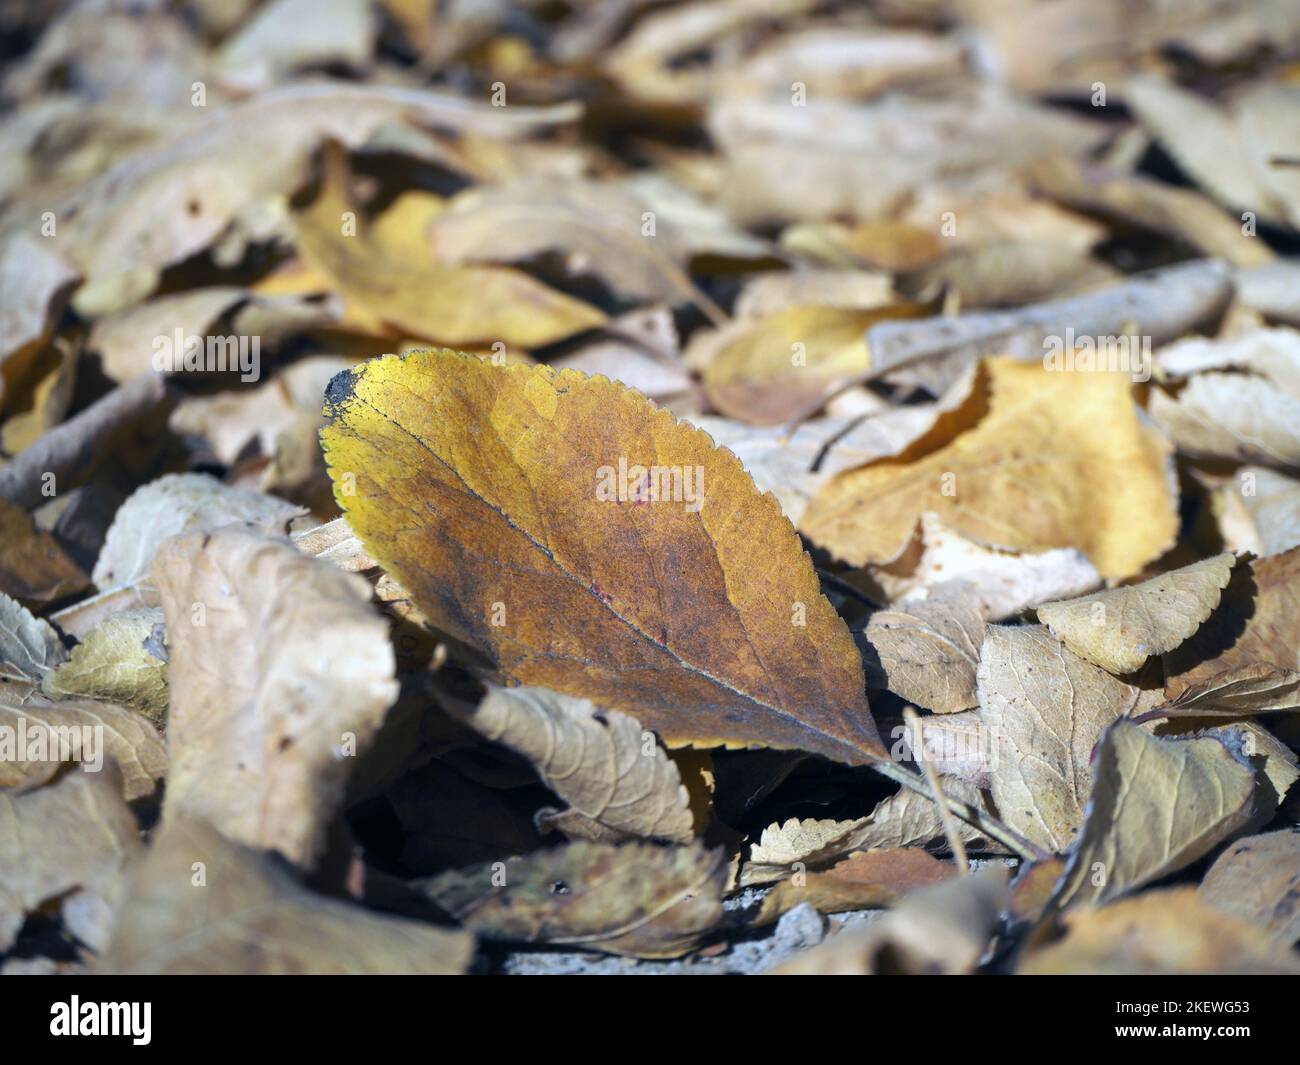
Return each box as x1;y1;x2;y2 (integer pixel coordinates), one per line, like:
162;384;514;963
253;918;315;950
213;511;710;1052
864;753;1051;863
903;707;969;874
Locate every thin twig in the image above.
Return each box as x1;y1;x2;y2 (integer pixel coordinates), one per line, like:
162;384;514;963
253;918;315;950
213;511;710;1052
865;752;1050;863
903;707;969;873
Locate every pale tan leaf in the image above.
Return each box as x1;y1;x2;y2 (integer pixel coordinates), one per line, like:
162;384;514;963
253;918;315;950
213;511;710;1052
0;590;67;686
1163;548;1300;701
0;697;165;800
0;764;140;952
866;513;1102;622
93;472;303;590
860;595;983;714
741;777;990;887
1051;720;1255;907
1199;831;1300;944
152;527;398;868
1158;664;1300;717
976;624;1145;852
451;685;695;843
1211;466;1300;557
1019;887;1300;975
1036;553;1236;674
1150;373;1300;470
100;815;472;974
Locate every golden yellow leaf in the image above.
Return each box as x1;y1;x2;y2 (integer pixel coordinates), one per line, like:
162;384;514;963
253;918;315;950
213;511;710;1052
696;304;913;425
801;356;1178;578
1036;552;1236;674
321;348;883;765
294;149;605;349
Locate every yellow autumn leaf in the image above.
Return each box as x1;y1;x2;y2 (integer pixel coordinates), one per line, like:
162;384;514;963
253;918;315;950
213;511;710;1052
802;356;1178;578
321;348;884;765
695;304;914;424
293;148;606;348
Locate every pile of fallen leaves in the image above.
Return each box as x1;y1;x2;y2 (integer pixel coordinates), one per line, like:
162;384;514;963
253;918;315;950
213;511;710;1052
2;0;1300;976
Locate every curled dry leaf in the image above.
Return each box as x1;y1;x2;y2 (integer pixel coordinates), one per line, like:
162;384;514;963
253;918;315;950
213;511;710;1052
865;512;1102;621
859;594;983;714
696;304;917;425
976;625;1147;853
0;371;170;510
1030;156;1273;268
1050;720;1256;909
1157;663;1300;718
1210;466;1300;558
741;777;991;887
214;0;376;91
322;349;883;766
419;840;728;959
0;697;165;800
1150;373;1300;471
1163;547;1300;702
92;472;303;590
896;238;1116;308
1155;327;1300;398
802;357;1179;579
754;847;957;925
0;497;90;606
88;287;339;384
0;590;67;688
101;816;472;974
450;685;696;843
53;82;581;313
0;232;78;365
1035;552;1236;675
1125;75;1300;229
1019;887;1300;975
41;607;168;725
773;867;1008;975
0;764;140;953
151;527;398;868
427;175;719;320
294;150;605;349
1199;830;1300;945
694;366;975;525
